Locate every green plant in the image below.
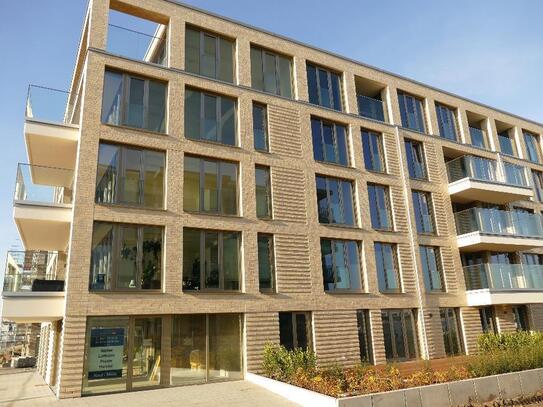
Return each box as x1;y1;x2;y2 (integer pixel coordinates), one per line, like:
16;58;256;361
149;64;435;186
262;343;316;381
477;331;543;353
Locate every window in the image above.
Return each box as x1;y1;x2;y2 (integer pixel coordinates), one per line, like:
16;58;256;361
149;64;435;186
255;166;272;219
279;312;311;351
250;46;292;98
185;26;234;82
95;143;165;209
182;228;240;291
356;310;373;363
479;307;497;334
316;176;355;226
311;117;349;166
470;127;487;149
362;130;385;172
512;305;530;331
435;103;458;141
498;131;515;156
412;191;435;234
440;308;463;356
524;132;541;163
183;156;238;215
253;103;269;151
419;246;444;292
258;234;275;292
184;88;236;145
532;170;543;202
320;239;361;292
89;222;163;291
102;70;167;133
367;184;392;230
381;309;418;361
398;91;426;133
306;63;342;111
404;139;427;180
374;242;400;293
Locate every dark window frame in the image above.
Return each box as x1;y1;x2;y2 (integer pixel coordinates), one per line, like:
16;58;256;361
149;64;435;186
440;308;463;356
367;183;393;231
316;175;356;226
255;165;273;219
320;238;362;292
250;45;293;98
253;103;269;152
374;242;401;293
356;310;373;363
306;62;343;111
435;103;459;141
398;91;426;133
412;190;435;234
279;311;312;351
419;245;444;292
524;131;541;163
362;130;386;173
381;309;418;362
311;117;349;166
404;139;428;180
257;233;276;293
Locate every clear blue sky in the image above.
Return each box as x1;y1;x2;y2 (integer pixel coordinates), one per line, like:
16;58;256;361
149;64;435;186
0;0;542;266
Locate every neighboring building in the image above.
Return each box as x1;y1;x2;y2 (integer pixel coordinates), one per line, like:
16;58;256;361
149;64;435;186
2;0;543;398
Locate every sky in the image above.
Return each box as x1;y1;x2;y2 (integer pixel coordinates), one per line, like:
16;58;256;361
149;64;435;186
0;0;542;271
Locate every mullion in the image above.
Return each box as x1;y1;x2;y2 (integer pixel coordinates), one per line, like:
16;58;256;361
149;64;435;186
215;93;221;143
332;124;339;164
218;231;224;289
143;79;149;130
136;226;143;289
273;53;280;95
217;161;222;214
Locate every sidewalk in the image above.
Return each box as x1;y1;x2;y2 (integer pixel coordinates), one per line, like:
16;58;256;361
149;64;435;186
0;370;299;406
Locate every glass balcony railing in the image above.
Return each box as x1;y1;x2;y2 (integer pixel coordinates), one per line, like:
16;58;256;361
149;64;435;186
454;207;543;238
446;155;529;187
357;95;385;122
25;85;78;124
464;263;543;291
107;24;167;65
3;251;65;294
14;164;74;206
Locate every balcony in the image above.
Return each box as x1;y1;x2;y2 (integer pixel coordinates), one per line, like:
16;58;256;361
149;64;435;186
464;264;543;305
2;251;65;323
13;164;73;251
357;95;385;122
446;155;532;204
455;208;543;251
24;85;79;170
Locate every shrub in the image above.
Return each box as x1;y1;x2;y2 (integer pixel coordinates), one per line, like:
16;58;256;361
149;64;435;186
477;331;543;353
262;343;316;381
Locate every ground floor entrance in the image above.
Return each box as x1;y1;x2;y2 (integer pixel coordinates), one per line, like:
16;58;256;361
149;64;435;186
81;314;242;396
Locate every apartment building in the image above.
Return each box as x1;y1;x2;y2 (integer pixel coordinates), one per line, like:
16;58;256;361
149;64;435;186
2;0;543;399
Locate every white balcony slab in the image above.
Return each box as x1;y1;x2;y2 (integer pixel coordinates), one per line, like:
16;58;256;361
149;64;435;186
449;178;533;204
466;289;543;306
13;205;72;251
457;231;543;252
1;292;65;323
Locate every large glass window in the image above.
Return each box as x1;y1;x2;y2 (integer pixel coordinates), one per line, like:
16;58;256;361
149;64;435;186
320;239;361;292
374;242;400;293
311;117;349;166
183;228;240;291
170;314;242;385
404;139;427;180
255;166;272;219
253;103;269;151
96;143;165;209
524;131;541;163
356;310;372;363
498;131;515;156
381;309;418;361
532;170;543;202
102;70;166;133
398;91;426;133
306;63;342;111
367;183;392;230
412;191;435;234
362;130;385;173
251;46;292;98
440;308;462;356
316;176;355;226
258;234;275;292
184;88;236;146
435;103;458;141
479;306;497;334
89;222;162;291
185;26;234;83
183;156;238;215
279;312;311;351
512;305;530;331
419;246;444;292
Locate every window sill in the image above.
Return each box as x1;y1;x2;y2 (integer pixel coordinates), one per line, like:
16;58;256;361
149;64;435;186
372;227;396;233
95;202;167;212
184;210;241;218
379;290;404;295
185;136;241;150
308;101;343;114
103;122;168;137
314;159;353;170
89;289;163;294
320;223;360;230
183;290;243;295
324;290;365;295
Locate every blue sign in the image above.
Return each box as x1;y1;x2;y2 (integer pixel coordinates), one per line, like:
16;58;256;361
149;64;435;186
88;327;125;380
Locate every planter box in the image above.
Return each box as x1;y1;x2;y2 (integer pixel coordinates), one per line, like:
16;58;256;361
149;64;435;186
248;368;543;407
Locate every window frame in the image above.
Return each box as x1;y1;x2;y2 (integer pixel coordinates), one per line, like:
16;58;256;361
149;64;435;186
253;103;269;152
479;306;497;334
374;242;401;293
320;238;362;293
102;70;167;133
255;165;273;219
419;245;444;292
412;190;436;234
89;221;163;292
524;131;541;163
440;308;463;356
362;130;386;173
398;91;426;133
404;139;428;180
95;142;165;210
311;117;349;166
306;62;343;111
182;228;241;292
279;311;312;351
250;45;293;98
498;130;516;156
367;183;393;231
435;103;459;141
316;175;356;227
183;155;239;216
356;310;373;363
257;233;276;293
185;25;235;83
381;309;418;362
512;305;530;331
